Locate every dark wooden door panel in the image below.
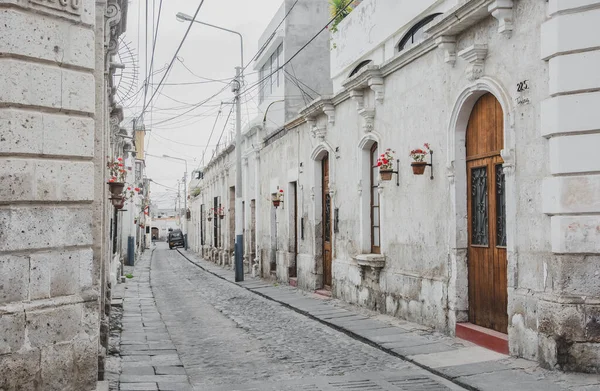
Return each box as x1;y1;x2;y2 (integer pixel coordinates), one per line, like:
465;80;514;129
322;155;332;288
466;93;508;334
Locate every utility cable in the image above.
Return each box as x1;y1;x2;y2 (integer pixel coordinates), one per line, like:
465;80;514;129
138;0;207;120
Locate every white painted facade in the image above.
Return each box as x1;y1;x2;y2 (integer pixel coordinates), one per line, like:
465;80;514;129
189;0;600;372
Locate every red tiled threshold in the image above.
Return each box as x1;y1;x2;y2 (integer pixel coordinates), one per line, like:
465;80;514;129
456;322;509;355
314;289;332;298
289;277;298;287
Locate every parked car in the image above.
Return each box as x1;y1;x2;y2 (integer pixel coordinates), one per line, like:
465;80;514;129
168;229;184;249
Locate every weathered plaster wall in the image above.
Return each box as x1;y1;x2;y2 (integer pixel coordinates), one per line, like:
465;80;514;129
0;0;103;389
187;0;600;373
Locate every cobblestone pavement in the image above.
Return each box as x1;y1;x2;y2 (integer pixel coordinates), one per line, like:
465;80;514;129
148;243;464;391
117;250;192;391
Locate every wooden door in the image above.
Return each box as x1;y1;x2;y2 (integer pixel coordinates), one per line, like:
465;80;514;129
370;143;381;254
291;182;298;278
322;155;332;288
466;93;508;334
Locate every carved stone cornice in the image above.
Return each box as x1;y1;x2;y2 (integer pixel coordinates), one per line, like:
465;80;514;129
436;36;457;65
488;0;514;38
311;126;327;141
500;148;515;176
358;109;375;133
342;65;385;103
349;89;364;110
458;44;488;81
300;98;335;125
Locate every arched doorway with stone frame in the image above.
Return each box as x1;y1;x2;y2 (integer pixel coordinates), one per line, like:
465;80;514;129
310;143;335;290
447;77;516;352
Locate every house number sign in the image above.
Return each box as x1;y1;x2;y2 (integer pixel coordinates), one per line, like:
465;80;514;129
516;80;530;105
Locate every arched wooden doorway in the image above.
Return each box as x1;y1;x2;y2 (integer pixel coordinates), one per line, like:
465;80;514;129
466;93;508;334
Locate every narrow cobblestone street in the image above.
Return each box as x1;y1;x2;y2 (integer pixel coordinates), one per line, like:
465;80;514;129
149;243;463;390
112;244;600;391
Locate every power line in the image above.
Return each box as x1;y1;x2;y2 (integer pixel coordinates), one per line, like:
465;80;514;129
138;0;207;121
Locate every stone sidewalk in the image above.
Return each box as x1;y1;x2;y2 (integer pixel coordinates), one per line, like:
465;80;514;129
113;249;192;391
178;249;600;391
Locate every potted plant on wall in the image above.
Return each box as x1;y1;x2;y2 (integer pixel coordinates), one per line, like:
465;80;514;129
272;189;284;208
217;207;225;219
107;157;127;196
410;143;431;175
377;149;396;181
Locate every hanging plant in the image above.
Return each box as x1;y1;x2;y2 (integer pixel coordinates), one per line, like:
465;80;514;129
377;149;396;181
329;0;355;33
106;156;128;196
409;143;431;175
272;188;284;208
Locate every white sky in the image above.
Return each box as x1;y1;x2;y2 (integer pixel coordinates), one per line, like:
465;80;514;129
121;0;284;208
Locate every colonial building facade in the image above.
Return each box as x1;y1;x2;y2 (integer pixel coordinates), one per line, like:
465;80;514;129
0;0;133;389
189;0;600;372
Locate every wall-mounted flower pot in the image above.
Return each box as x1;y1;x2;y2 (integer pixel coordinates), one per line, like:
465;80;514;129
411;162;427;175
272;200;281;208
208;217;212;221
110;196;125;209
219;215;225;220
107;181;125;196
379;170;393;181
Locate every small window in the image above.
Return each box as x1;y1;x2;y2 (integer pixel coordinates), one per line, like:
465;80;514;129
349;60;372;78
397;13;442;52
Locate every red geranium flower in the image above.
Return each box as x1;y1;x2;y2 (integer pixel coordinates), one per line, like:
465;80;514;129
117;157;123;161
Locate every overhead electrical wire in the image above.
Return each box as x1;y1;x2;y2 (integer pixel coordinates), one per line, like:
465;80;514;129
138;0;207;121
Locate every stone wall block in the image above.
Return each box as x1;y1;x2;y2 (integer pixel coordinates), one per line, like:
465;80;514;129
0;0;96;26
549;50;600;95
543;175;600;215
551;215;600;253
538;299;586;342
549;0;600;16
0;59;94;113
541;8;600;60
547;255;600;297
0;207;93;252
61;68;95;113
549;133;600;175
0;348;41;390
28;248;92;299
0;254;29;305
0;9;95;69
0;59;62;109
40;343;74;391
26;303;82;348
0;311;26;355
71;336;98;389
0;109;95;157
0;158;94;202
540;91;600;137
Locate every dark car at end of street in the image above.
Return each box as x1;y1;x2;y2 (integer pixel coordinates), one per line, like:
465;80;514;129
168;229;184;249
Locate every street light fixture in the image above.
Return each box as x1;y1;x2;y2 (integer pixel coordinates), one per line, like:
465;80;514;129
176;11;245;282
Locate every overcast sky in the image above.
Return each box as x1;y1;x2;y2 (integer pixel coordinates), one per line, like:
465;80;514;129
121;0;284;208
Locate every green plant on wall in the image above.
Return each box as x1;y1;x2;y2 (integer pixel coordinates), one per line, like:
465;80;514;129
191;188;201;197
329;0;354;33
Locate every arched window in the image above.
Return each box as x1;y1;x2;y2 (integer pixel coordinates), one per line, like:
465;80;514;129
397;13;442;52
349;60;372;77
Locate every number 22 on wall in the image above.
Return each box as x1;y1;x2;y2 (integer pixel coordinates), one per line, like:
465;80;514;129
517;80;529;92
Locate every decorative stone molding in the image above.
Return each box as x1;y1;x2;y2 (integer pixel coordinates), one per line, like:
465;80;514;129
300;98;335;129
343;66;385;103
488;0;514;38
311;126;327;141
349;89;365;111
436;36;457;65
31;0;81;15
500;148;515;176
368;77;385;103
358;109;375;133
354;254;386;282
458;44;488;81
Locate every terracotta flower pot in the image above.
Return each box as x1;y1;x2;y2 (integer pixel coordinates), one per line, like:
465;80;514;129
107;181;125;196
272;200;281;208
411;161;427;175
219;215;225;220
110;196;125;209
379;170;393;181
208;217;212;221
